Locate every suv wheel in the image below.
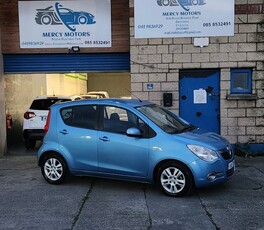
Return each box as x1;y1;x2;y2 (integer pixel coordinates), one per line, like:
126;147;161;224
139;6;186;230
41;154;67;184
157;161;193;197
25;140;36;149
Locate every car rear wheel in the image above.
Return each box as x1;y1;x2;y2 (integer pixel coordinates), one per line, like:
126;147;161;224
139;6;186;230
41;154;67;184
157;161;193;197
41;15;52;25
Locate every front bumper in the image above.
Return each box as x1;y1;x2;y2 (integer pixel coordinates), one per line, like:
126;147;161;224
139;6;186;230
190;151;235;188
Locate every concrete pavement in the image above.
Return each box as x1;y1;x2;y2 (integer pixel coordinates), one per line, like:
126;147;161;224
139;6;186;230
0;147;263;230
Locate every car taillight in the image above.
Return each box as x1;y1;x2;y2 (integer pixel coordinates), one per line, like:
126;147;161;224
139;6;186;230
44;110;51;134
24;112;36;119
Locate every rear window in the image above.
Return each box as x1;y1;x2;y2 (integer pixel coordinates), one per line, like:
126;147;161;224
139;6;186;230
30;99;71;110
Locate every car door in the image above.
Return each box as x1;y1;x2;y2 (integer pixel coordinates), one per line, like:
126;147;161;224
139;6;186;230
97;105;150;178
58;105;98;171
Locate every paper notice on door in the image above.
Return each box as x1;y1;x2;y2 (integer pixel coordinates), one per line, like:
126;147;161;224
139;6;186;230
194;89;207;104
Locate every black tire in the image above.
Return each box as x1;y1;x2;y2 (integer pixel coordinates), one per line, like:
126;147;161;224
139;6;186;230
25;140;36;150
41;154;67;185
157;161;193;197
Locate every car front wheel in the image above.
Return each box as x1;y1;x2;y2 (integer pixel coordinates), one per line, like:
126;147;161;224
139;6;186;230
41;154;67;184
157;162;193;197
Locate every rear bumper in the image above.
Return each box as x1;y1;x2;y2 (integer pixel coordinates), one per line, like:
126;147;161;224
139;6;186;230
23;129;45;141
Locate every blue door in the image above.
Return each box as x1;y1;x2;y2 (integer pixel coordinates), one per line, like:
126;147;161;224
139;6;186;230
179;70;220;133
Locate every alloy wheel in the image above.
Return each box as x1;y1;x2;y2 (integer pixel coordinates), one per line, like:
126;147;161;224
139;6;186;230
44;158;63;182
160;167;186;194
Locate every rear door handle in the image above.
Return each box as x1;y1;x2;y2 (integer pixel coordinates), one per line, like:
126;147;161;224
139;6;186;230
59;129;69;135
99;136;110;142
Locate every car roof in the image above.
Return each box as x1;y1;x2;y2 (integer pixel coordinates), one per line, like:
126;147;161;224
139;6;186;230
52;98;154;109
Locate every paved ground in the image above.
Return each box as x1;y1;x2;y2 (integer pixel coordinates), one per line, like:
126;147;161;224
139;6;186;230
0;146;263;230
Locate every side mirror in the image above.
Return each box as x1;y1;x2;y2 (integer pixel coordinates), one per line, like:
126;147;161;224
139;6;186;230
126;127;142;137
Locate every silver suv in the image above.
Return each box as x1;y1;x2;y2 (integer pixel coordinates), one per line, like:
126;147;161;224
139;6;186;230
23;96;71;149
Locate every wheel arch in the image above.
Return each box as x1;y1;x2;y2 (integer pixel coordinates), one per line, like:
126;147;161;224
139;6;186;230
152;159;194;185
38;150;68;168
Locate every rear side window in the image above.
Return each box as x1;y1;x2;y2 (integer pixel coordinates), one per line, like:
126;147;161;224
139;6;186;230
30;99;71;110
60;105;97;130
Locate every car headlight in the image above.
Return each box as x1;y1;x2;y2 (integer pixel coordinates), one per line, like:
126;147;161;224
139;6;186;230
187;144;218;162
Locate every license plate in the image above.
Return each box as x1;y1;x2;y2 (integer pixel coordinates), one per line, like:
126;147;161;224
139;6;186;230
228;160;235;170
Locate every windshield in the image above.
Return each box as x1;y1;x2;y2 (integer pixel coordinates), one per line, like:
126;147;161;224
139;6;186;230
137;104;195;134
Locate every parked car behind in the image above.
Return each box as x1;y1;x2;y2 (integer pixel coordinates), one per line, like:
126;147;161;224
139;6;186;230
23;95;71;149
86;91;109;98
70;94;99;101
38;99;235;197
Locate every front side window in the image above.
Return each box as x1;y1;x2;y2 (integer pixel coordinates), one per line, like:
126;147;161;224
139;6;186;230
231;69;252;94
102;106;152;137
137;104;194;134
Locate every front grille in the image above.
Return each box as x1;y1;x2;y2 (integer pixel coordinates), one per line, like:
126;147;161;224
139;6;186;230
218;146;233;160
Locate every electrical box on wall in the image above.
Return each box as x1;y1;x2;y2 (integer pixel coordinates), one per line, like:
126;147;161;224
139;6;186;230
163;93;172;107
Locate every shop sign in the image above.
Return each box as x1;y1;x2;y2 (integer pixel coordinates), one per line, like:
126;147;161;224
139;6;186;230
134;0;234;38
18;1;111;48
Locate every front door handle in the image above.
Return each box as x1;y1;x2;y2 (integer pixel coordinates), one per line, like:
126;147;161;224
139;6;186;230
99;136;110;142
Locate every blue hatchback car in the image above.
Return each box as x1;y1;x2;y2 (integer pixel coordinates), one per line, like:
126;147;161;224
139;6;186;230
38;99;235;197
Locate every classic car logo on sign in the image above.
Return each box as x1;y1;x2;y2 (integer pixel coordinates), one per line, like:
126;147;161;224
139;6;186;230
157;0;206;11
35;2;96;31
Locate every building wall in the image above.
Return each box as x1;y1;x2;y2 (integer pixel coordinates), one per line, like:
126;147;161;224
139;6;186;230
4;74;46;145
0;27;6;157
87;73;131;98
46;73;88;96
4;73;88;146
129;0;264;144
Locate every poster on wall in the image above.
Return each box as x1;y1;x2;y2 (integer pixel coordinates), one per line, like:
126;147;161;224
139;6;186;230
18;1;111;48
134;0;234;38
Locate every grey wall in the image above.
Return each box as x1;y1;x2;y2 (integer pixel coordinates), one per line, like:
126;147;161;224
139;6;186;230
0;28;7;157
87;73;131;98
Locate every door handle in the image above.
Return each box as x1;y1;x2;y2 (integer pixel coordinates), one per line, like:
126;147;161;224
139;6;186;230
59;129;69;135
99;136;110;142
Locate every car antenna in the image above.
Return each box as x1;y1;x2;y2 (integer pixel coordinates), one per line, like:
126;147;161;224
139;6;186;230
125;88;142;102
